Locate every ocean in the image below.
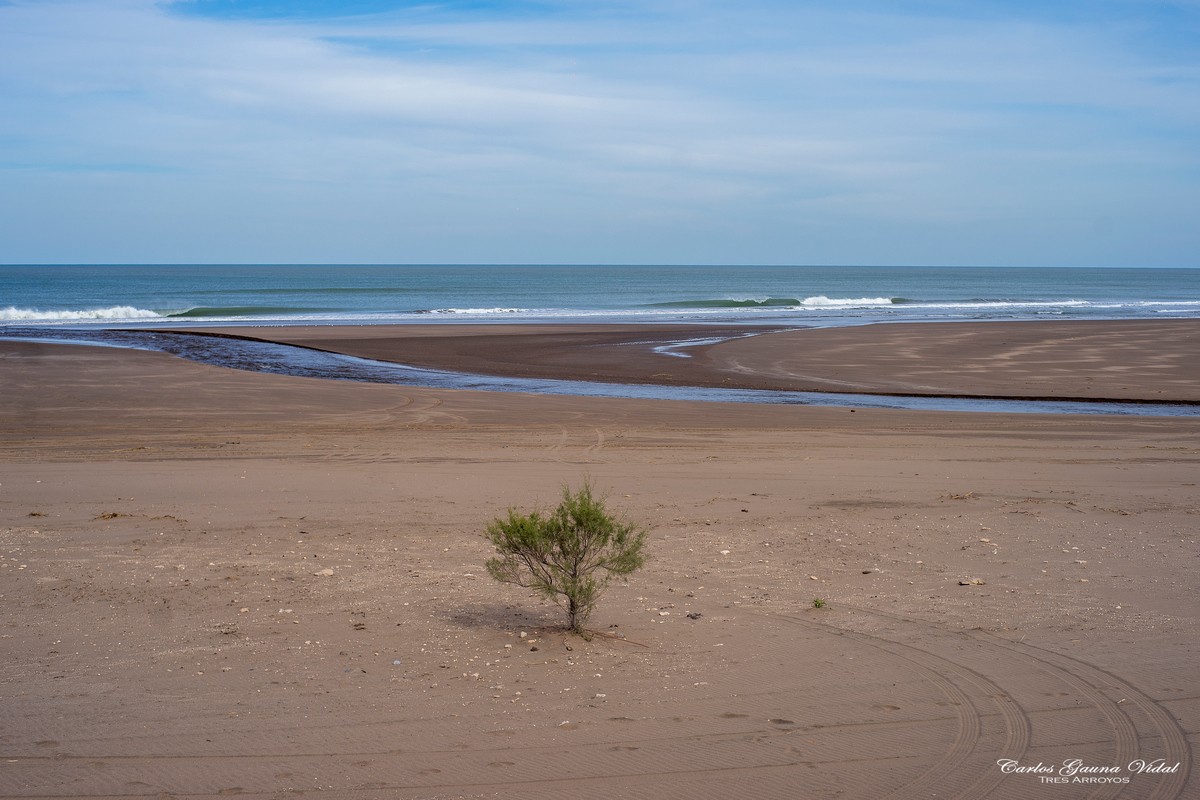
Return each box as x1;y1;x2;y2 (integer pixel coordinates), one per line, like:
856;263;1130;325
2;264;1199;328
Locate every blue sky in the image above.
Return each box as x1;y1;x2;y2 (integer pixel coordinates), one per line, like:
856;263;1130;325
1;0;1197;265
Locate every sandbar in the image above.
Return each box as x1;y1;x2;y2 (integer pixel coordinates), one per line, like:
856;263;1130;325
199;318;1200;402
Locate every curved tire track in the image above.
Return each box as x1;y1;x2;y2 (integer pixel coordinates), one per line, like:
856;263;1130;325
813;604;1191;799
768;610;1030;800
4;606;1190;799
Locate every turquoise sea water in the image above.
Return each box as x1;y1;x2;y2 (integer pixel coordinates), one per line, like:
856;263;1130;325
2;264;1199;327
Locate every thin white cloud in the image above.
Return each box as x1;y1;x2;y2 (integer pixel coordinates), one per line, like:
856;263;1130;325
0;0;1197;263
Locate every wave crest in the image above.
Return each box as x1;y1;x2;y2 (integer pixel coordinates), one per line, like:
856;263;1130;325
648;297;800;308
416;307;529;315
798;296;898;307
167;306;319;318
0;305;164;322
649;296;901;309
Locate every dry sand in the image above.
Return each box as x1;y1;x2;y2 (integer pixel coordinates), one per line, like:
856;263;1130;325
1;321;1197;799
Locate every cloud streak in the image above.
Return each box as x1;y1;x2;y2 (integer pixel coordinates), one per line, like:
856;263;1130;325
1;0;1197;264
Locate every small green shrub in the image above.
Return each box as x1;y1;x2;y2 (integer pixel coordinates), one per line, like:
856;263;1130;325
812;598;826;609
484;483;648;634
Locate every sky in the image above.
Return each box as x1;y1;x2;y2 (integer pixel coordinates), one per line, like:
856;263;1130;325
0;0;1198;266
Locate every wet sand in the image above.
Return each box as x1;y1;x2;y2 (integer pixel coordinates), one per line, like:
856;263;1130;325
207;318;1200;402
1;321;1197;799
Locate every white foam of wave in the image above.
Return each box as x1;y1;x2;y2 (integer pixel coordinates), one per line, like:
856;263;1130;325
1137;300;1200;307
0;305;164;322
875;300;1091;310
799;296;895;307
425;307;529;315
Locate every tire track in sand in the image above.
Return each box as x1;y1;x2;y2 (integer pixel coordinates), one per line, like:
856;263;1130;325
809;604;1190;799
3;607;1189;799
767;609;1028;800
977;631;1192;800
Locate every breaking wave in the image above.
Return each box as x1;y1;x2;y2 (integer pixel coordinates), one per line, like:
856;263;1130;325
0;305;164;322
648;296;903;309
798;295;902;307
415;307;530;315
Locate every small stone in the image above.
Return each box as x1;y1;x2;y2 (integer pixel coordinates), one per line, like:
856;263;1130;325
959;578;986;586
686;612;703;620
719;550;731;556
314;568;334;577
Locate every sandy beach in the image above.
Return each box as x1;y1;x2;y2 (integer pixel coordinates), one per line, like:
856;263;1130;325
2;320;1197;799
